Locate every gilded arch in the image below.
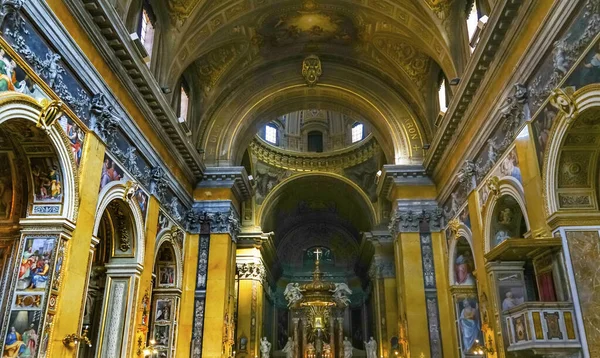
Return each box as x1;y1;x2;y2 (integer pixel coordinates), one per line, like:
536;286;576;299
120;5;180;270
482;177;530;254
543;84;600;224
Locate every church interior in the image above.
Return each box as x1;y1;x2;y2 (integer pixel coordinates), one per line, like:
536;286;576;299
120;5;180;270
0;0;599;357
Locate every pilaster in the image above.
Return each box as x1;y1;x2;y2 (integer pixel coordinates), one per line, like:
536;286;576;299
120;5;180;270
367;232;397;358
514;124;552;238
48;133;105;357
131;195;160;357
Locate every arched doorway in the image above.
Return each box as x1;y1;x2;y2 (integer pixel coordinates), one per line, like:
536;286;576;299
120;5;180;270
0;95;78;358
79;183;145;357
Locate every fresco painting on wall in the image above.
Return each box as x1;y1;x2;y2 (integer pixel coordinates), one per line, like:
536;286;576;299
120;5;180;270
59;116;85;167
0;152;13;219
3;311;42;358
456;297;483;355
530;104;558;171
158;266;175;287
155;299;172;321
459;206;471;229
29;157;62;203
566;39;600;90
454;238;475;286
491;148;522;184
0;46;48;101
2;236;56;357
99;154;124;192
135;188;148;219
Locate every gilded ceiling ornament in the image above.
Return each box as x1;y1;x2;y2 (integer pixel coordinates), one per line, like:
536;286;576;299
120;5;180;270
122;180;139;203
485;176;500;198
302;55;322;87
550;87;578;122
36;100;63;133
447;218;460;239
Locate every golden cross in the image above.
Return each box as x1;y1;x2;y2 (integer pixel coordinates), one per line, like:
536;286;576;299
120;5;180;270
314;248;323;261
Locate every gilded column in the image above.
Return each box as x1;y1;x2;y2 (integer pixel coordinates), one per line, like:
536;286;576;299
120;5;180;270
514;123;552;238
48;133;105;357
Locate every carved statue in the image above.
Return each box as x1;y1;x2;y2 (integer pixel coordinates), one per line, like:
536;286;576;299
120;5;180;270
343;337;353;358
260;337;272;358
282;337;295;358
331;282;352;305
284;283;303;307
364;337;377;358
0;0;24;33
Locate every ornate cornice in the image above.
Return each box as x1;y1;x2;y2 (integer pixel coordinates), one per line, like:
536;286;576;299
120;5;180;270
425;0;525;173
62;0;204;178
389;200;444;235
249;135;379;172
184;200;241;240
376;164;433;200
198;166;253;203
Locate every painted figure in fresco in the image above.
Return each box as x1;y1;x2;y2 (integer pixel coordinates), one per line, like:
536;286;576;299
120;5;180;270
29;258;49;289
282;337;295;358
66;123;83;165
534;107;556;162
580;43;600;83
19;246;36;281
343;337;353;358
100;158;121;190
22;323;38;357
455;251;475;285
502;291;524;311
0;160;12;218
3;326;25;357
459;299;481;353
0;53;16;91
260;337;272;358
500;151;522;183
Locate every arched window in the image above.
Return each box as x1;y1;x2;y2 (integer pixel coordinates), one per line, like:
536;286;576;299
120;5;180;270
439;78;448;113
137;1;155;64
307;130;323;152
351;123;364;143
265;124;278;144
178;79;190;123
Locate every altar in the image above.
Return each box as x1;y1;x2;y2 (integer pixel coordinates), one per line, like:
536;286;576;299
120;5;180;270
283;249;353;358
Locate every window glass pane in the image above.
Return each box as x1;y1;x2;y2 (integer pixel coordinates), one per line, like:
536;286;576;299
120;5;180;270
467;3;479;51
139;9;154;62
179;85;189;122
439;79;447;113
265;125;277;144
352;123;363;143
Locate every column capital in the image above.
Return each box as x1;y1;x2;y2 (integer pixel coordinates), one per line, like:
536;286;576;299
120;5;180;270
388;200;445;235
183;200;241;240
236;262;267;284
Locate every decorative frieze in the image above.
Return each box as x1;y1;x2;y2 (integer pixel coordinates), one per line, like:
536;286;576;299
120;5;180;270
237;262;266;283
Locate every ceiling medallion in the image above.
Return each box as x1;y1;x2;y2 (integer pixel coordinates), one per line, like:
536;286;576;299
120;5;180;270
302;55;322;87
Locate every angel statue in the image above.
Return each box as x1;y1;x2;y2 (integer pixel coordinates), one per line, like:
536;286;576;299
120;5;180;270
331;282;352;305
284;283;303;307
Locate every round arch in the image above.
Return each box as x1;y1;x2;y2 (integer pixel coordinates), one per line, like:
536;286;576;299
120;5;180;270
94;180;146;266
543;84;600;221
154;229;184;289
448;223;477;286
482;177;530;253
201;64;426;166
0;93;79;221
256;172;378;231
